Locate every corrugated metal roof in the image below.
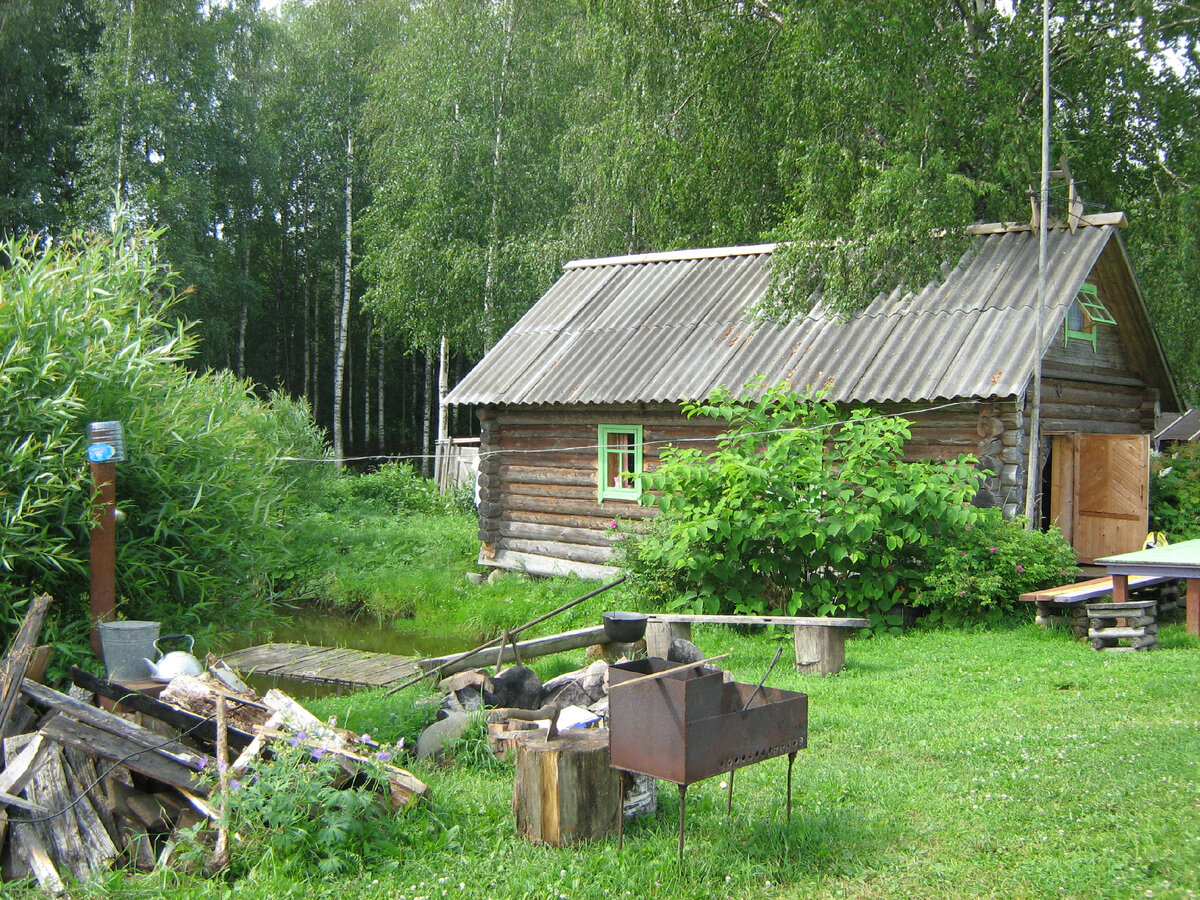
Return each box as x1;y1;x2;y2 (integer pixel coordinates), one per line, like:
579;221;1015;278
1155;409;1200;442
445;226;1123;407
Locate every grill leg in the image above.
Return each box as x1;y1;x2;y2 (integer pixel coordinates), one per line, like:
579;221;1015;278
678;783;687;863
726;769;735;819
616;772;625;851
786;751;796;823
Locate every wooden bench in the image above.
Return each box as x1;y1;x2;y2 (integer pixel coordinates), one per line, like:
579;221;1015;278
1019;575;1175;636
644;614;869;676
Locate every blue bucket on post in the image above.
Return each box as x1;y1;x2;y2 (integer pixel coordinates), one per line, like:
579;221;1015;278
97;620;161;682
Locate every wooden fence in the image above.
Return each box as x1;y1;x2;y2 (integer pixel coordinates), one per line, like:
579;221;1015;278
434;437;480;495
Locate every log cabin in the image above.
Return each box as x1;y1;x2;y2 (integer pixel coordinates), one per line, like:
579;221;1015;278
445;213;1181;579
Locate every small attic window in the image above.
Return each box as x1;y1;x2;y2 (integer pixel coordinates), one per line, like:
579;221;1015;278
1064;283;1116;351
598;425;643;502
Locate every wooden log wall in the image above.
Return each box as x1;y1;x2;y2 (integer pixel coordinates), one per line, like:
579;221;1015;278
474;399;1040;571
476;404;723;568
897;400;1024;515
1040;324;1157;435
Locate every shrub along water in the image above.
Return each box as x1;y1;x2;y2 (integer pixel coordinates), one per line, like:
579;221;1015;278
0;220;328;659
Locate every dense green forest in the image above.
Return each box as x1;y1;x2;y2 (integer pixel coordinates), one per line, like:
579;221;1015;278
4;0;1198;463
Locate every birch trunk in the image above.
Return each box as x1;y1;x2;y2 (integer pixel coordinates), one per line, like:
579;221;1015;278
437;333;449;446
422;350;434;477
332;133;353;466
347;331;354;450
481;0;515;348
376;338;385;451
115;0;134;204
236;231;249;378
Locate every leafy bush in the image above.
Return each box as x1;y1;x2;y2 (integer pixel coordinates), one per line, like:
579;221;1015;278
628;383;985;624
1150;443;1200;541
0;221;326;651
611;511;689;610
907;510;1079;626
201;741;409;877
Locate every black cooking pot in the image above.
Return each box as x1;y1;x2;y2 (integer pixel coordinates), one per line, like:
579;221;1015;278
603;611;648;643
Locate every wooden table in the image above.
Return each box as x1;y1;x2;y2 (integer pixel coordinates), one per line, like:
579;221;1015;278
1096;539;1200;636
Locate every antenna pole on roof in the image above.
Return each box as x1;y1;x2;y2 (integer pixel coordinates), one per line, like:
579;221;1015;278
1023;0;1051;529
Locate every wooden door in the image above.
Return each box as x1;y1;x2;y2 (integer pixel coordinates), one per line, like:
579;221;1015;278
1048;433;1149;563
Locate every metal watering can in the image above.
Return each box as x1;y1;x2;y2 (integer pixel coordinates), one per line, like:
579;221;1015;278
143;634;204;682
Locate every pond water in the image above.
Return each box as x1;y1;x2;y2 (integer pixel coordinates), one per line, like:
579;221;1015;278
242;608;476;658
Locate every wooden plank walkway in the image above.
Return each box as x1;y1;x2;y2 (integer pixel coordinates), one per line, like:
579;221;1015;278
220;643;422;689
221;625;613;689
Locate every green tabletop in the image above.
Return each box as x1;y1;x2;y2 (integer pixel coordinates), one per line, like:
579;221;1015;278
1096;538;1200;571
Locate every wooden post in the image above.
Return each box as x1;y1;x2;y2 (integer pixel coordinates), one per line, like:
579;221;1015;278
1110;573;1129;605
210;694;230;871
1187;578;1199;636
512;730;619;846
645;621;691;659
89;459;117;655
793;625;847;675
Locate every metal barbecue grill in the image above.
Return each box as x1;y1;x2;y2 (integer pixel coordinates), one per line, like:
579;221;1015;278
608;658;808;859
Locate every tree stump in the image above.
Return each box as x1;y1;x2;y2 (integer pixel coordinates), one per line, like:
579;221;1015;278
512;729;619;846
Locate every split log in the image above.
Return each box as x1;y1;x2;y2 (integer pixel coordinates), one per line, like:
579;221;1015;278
107;779;172;832
40;713;210;797
160;674;270;735
260;689;351;750
9;742;118;882
21;679;206;770
0;593;52;746
61;744;123;847
230;711;282;775
0;733;52;811
8;824;65;894
511;729;619;847
25;646;53;685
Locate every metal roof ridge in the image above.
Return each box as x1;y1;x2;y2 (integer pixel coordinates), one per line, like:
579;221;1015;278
563;243;777;270
966;211;1127;235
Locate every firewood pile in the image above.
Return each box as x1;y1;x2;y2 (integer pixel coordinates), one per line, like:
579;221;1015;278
0;596;426;894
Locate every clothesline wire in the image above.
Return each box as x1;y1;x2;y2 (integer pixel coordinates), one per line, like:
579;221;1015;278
270;399;976;465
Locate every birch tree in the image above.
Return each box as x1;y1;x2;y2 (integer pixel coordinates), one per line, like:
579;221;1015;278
360;0;580;373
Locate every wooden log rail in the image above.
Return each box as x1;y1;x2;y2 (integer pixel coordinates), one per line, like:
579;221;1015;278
644;613;869;676
418;625;609;676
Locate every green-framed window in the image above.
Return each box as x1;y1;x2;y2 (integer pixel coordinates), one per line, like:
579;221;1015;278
597;425;643;502
1064;283;1117;351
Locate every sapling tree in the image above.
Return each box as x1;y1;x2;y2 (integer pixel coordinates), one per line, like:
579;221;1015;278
632;383;985;624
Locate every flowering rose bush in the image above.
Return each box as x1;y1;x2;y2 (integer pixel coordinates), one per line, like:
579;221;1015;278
908;509;1078;626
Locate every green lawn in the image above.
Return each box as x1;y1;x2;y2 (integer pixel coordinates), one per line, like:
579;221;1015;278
80;620;1200;900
